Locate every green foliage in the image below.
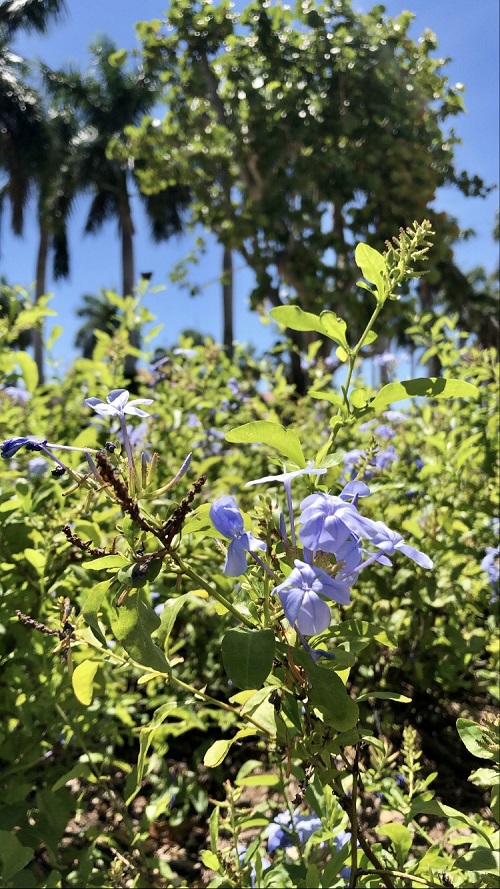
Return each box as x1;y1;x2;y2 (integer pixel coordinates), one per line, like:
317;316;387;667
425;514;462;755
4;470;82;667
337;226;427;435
0;227;498;888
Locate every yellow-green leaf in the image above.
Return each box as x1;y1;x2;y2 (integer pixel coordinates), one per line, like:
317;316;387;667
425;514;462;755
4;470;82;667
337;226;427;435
72;660;100;705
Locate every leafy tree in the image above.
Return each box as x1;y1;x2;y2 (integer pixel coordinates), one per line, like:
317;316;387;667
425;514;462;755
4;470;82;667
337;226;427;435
43;37;190;381
123;0;490;393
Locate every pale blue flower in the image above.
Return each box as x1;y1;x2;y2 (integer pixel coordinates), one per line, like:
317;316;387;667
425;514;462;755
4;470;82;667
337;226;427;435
369;521;433;569
299;490;378;555
267;809;322;854
247;462;327;546
274;559;351;635
210;495;266;576
84;388;153;418
481;544;499;599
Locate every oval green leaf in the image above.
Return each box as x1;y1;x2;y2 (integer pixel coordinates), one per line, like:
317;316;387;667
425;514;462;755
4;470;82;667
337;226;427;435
225;421;306;467
221;628;275;690
370;377;478;408
72;660;100;706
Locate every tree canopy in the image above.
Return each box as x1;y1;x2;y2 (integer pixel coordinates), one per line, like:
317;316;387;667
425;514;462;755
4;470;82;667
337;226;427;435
118;0;490;389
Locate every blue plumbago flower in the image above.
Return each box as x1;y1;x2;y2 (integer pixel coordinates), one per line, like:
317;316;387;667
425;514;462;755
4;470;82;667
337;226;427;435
299;489;378;556
384;410;407;423
1;436;39;459
334;828;354;880
1;436;87;473
84;388;153;419
1;385;32;405
274;559;352;636
374;444;398;470
210;495;266;576
85;389;153;472
227;377;242;397
481;544;500;599
267;809;322;854
374;423;396;440
246;462;326;547
369;521;433;570
237;845;270;888
28;457;49;477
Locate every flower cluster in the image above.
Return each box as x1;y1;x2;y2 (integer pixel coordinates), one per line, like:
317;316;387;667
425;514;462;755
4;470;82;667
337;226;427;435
210;470;432;639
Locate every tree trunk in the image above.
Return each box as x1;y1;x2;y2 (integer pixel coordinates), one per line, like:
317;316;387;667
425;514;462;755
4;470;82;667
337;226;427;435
222;245;234;359
33;219;50;385
120;196;137;382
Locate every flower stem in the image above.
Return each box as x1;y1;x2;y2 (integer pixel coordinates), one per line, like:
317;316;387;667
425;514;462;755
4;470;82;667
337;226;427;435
168;550;258;630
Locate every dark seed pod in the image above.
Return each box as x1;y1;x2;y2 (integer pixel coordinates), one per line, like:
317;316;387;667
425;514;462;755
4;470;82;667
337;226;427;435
117;558;162;588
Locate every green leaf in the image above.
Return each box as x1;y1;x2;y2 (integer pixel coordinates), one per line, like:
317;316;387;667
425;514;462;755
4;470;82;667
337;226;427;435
157;592;196;654
370;377;478;408
236;774;281;787
455;847;500;873
81;580;111;646
72;660;100;706
457;718;496;760
200;850;220;872
270;304;326;333
46;324;63;351
376;823;412;867
0;831;34;880
221;628;275;690
355;242;386;297
294;650;359;731
269;305;349;350
350;387;369;409
203;728;256;768
108;49;127;67
318;311;349;350
309;390;345;408
407;799;493;845
16;351;38;392
84;555;129;571
110;593;170;674
126;701;179;804
356;691;412;703
225;421;306;467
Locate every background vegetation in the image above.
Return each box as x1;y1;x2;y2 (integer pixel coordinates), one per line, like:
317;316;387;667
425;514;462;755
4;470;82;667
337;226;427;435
0;2;498;888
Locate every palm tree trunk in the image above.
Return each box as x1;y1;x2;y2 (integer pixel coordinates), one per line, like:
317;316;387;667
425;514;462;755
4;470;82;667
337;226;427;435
33;219;50;385
222;245;234;359
120;198;138;382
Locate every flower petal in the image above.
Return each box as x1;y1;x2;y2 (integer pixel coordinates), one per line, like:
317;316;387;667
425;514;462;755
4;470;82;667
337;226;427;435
84;397;117;417
210;495;245;539
106;389;130;411
279;588;332;635
397;543;433;570
224;539;249;576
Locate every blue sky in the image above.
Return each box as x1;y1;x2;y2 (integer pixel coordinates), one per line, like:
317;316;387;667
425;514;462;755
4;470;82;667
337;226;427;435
2;0;498;371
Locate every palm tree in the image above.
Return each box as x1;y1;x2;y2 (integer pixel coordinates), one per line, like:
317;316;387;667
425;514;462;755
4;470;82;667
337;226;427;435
43;37;190;381
74;290;120;359
0;0;69;381
0;1;67;36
